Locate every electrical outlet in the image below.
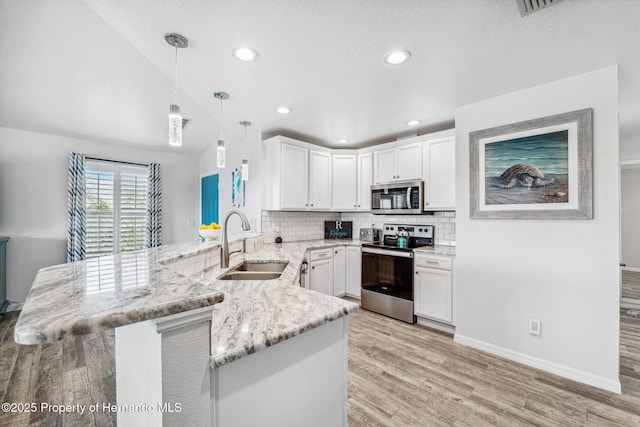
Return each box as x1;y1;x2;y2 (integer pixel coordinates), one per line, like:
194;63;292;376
529;317;541;336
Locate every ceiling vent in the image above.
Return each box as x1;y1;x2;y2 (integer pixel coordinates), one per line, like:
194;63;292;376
516;0;565;17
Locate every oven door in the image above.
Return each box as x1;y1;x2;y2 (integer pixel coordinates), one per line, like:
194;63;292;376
361;247;414;300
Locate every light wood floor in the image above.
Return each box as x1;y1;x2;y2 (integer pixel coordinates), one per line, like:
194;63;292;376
1;308;639;426
622;270;640;301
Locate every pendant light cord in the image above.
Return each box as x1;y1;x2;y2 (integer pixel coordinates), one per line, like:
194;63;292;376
174;45;179;104
219;98;223;140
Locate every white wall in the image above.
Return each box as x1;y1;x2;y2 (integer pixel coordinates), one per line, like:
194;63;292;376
0;127;200;303
621;166;640;269
199;131;263;234
620;137;640;161
454;66;621;392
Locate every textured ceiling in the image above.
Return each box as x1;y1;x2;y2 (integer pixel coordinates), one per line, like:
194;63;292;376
1;0;639;155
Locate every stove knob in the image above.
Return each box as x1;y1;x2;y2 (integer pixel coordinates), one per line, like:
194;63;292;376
418;228;422;232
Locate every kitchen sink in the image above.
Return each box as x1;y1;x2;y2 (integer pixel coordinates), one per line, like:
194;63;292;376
232;261;289;273
217;260;289;281
217;271;283;281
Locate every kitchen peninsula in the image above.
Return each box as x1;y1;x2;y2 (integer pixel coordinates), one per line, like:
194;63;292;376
14;237;358;426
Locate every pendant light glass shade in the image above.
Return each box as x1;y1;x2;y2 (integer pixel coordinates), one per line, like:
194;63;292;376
241;159;249;181
168;104;182;146
214;92;229;168
217;140;226;168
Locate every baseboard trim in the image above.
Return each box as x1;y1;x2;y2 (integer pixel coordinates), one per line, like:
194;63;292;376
453;334;622;394
416;316;455;335
621;266;640;273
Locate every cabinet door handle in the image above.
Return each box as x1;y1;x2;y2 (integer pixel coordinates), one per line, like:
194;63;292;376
425;261;439;265
305;203;309;206
335;250;338;254
312;266;315;269
311;204;314;207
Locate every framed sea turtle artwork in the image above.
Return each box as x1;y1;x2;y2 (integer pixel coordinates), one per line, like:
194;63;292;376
469;108;593;219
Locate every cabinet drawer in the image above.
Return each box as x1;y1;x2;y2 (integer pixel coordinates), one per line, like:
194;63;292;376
414;255;452;270
310;249;333;261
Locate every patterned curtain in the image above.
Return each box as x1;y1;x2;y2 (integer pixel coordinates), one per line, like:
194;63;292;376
146;163;162;248
67;152;86;262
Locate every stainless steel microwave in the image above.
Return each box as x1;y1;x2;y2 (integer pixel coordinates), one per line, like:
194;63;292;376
371;180;423;214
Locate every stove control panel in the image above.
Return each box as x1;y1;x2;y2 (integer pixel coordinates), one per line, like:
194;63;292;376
383;224;434;239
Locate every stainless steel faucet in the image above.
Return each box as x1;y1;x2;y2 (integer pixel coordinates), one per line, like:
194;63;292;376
220;210;251;268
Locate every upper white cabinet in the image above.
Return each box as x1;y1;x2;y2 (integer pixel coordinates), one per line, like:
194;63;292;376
331;154;357;210
309;150;331;209
373;142;422;183
331;152;372;211
264;136;331;211
422;130;456;211
280;143;309;209
357;153;372;211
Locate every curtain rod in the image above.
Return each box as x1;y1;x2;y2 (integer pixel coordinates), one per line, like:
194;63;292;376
86;156;149;167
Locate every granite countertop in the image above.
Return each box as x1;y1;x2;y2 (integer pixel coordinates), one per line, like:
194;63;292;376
14;236;450;367
192;240;359;368
13;238;359;364
413;244;456;257
14;242;225;345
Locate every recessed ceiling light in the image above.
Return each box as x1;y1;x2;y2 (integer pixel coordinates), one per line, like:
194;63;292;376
338;139;348;144
276;106;291;114
407;120;421;126
232;47;259;62
384;50;411;65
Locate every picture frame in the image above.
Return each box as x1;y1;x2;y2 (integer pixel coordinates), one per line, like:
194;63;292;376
469;108;593;219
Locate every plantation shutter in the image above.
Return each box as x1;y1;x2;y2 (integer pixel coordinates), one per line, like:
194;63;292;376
85;161;148;258
120;167;148;252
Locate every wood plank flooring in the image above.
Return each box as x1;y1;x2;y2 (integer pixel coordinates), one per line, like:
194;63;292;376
0;307;639;426
0;312;116;427
348;309;640;427
622;270;640;301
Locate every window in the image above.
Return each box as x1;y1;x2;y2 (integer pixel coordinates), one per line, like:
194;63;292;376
85;161;148;258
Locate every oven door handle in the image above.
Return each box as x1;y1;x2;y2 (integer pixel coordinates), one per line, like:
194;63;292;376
362;247;414;258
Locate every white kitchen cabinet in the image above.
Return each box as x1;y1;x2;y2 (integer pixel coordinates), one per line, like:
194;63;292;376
309;249;334;296
346;246;362;299
331;154;357;210
264;136;332;211
414;254;453;324
422;129;456;210
374;147;396;183
373;141;422;183
333;247;346;297
357;153;372;211
309;150;332;209
281;143;309;209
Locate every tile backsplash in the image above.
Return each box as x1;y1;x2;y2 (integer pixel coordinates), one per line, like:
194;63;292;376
261;211;455;245
261;211;341;243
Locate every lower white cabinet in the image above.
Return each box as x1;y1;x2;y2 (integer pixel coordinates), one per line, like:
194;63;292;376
333;247;346;296
414;254;453;324
346;246;361;299
308;246;362;298
309;249;334;296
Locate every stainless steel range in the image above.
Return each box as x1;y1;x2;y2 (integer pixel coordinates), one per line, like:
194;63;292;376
361;223;434;323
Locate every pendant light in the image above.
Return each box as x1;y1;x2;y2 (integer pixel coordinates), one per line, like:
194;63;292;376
214;92;229;168
165;33;188;147
239;121;251;181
